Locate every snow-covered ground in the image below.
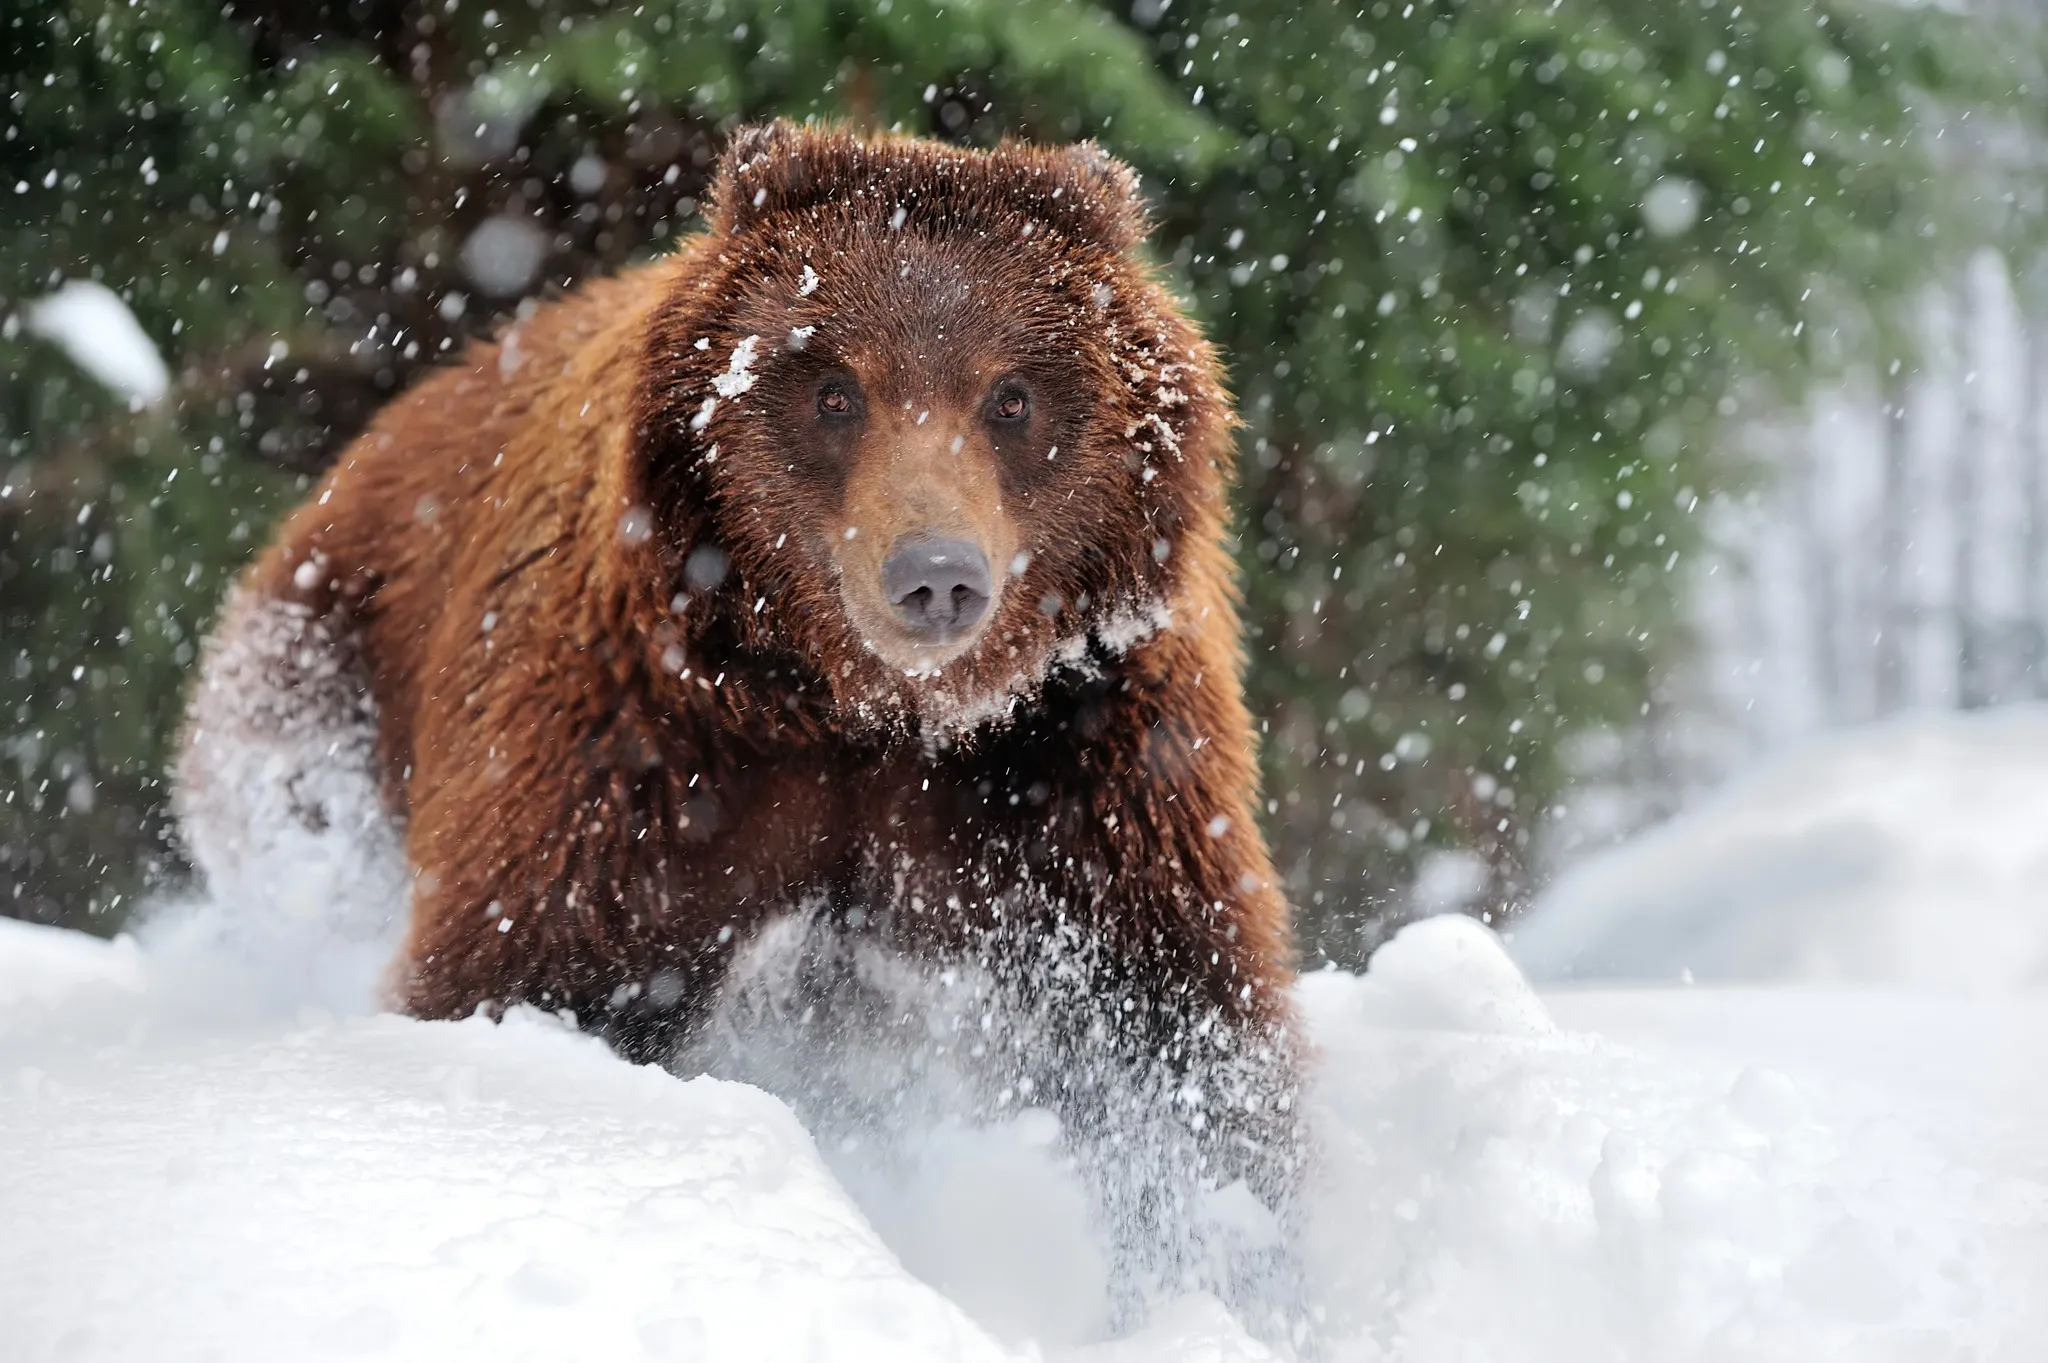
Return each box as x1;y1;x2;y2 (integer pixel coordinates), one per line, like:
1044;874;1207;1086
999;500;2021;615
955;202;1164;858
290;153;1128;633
5;709;2046;1361
1515;705;2048;989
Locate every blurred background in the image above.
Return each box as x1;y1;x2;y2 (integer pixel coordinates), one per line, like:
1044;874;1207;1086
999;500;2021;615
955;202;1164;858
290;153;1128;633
5;0;2048;968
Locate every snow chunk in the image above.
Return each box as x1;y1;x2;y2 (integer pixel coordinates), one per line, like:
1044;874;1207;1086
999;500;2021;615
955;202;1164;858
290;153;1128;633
713;334;763;398
798;264;821;296
26;280;170;405
568;154;607;197
1557;309;1621;379
1091;599;1172;658
1642;176;1703;238
461;215;548;297
1302;913;1554;1037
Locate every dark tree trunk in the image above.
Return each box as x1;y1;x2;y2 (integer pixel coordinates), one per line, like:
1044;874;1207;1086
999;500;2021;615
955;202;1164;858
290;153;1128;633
1799;423;1842;720
1876;361;1913;715
2021;268;2047;698
1955;277;1988;709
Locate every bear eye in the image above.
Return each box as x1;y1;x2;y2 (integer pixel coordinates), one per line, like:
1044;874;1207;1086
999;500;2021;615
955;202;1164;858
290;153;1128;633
817;383;854;417
990;387;1029;423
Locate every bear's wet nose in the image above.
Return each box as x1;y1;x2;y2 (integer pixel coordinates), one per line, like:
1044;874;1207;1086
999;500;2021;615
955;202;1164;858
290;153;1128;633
883;535;992;639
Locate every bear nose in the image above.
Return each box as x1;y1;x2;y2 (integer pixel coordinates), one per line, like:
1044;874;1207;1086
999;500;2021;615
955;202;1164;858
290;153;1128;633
882;535;992;639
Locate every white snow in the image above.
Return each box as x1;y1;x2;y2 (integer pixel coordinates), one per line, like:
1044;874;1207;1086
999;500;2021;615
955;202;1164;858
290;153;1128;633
5;889;2045;1361
687;335;766;434
1641;176;1703;239
712;334;763;398
1515;705;2048;989
1556;308;1621;379
25;279;171;406
172;591;410;1018
1090;598;1173;658
461;215;549;297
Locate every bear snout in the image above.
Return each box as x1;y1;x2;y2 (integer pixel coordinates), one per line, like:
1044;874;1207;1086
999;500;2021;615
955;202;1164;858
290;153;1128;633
832;417;1016;672
881;534;992;640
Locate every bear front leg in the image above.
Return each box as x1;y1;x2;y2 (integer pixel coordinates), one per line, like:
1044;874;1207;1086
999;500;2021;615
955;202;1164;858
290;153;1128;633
174;583;411;999
398;736;753;1062
1042;818;1306;1324
396;683;838;1066
980;678;1308;1327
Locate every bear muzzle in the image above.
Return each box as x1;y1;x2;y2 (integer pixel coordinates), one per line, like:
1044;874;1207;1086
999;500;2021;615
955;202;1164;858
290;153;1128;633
843;527;1002;672
881;534;993;641
833;420;1016;673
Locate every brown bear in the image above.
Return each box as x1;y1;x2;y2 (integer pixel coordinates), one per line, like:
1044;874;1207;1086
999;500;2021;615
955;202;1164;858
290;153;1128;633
175;123;1302;1264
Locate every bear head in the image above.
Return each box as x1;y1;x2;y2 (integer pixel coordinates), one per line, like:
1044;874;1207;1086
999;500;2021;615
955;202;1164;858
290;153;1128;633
633;121;1236;735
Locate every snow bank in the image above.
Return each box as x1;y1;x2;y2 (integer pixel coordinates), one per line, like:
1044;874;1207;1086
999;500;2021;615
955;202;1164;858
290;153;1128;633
0;919;1015;1363
3;911;2044;1361
0;916;145;1008
1515;705;2048;989
25;279;171;406
1299;929;2048;1362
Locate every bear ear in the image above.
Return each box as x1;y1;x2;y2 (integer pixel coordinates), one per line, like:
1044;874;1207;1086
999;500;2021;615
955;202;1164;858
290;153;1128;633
1045;140;1151;253
708;119;824;238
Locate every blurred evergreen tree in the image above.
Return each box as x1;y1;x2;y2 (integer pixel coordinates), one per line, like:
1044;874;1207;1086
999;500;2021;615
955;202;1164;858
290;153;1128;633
0;0;2036;954
1143;0;2044;953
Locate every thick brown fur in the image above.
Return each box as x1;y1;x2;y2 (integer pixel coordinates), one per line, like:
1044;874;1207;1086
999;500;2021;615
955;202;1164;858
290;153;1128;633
178;124;1301;1228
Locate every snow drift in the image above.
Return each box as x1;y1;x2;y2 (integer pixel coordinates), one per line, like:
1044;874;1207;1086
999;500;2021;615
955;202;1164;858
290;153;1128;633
1514;705;2048;989
5;899;2044;1361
